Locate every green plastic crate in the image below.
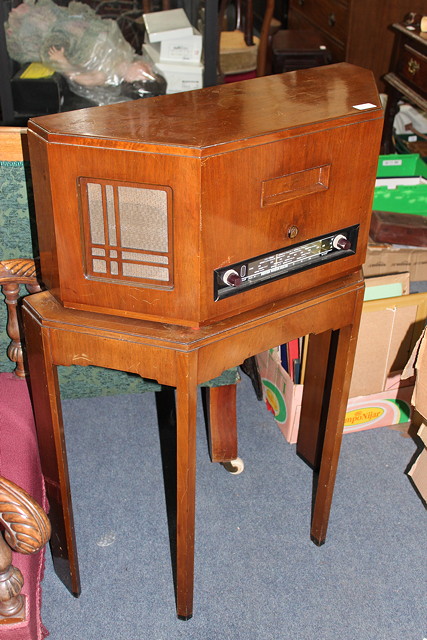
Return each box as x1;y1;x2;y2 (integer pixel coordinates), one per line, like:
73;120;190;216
376;154;427;179
373;154;427;216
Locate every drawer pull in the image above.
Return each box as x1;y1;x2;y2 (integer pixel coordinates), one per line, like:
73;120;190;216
297;0;304;5
328;12;336;27
407;58;420;75
261;164;331;207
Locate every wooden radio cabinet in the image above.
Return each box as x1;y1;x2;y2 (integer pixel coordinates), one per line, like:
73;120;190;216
28;63;383;327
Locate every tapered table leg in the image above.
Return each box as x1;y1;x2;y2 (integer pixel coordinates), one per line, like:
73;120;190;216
22;308;81;597
297;330;333;470
309;323;359;545
175;354;198;620
297;288;364;546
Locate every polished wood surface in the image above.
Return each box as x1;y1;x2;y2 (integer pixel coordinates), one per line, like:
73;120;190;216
27;65;382;327
0;127;29;162
381;22;427;154
23;271;364;619
29;64;381;151
288;0;427;91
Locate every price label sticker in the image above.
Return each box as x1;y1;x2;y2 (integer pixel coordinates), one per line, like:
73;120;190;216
353;103;377;110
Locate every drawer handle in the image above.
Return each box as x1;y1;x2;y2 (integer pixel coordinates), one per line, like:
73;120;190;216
407;58;420;75
298;0;304;6
328;12;336;27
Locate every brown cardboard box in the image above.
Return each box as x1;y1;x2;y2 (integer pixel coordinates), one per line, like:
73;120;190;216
256;348;413;445
350;291;427;397
363;242;427;281
256;288;427;445
403;327;427;502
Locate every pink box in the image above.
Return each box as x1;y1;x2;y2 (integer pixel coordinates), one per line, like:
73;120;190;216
256;348;414;444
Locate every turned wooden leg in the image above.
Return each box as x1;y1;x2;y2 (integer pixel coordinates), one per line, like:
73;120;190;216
0;476;51;622
175;354;198;620
22;305;81;597
204;384;238;463
0;258;42;378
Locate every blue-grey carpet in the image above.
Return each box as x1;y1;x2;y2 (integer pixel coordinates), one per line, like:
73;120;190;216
41;374;426;640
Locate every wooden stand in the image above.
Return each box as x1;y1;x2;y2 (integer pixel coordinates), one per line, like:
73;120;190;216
22;271;364;620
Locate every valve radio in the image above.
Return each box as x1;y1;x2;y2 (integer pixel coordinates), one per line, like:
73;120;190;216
28;63;383;326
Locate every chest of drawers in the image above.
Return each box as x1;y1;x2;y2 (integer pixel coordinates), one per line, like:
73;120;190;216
288;0;427;89
381;22;427;153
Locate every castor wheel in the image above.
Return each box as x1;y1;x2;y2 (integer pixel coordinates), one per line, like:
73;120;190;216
222;457;244;474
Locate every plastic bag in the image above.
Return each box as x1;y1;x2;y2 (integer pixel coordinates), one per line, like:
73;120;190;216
5;0;166;104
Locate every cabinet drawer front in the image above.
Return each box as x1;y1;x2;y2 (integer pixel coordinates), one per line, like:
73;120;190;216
289;0;348;46
398;45;427;97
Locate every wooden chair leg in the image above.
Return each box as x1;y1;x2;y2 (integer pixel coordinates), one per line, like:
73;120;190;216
0;476;51;622
175;355;198;620
204;384;238;463
22;308;81;597
0;258;42;378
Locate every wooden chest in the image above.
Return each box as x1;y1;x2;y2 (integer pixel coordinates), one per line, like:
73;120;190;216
28;63;383;327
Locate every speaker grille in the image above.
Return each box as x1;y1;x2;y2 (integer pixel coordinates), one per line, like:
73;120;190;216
79;178;173;288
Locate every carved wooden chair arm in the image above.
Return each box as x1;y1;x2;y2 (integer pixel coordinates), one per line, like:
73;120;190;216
0;475;51;620
0;258;42;378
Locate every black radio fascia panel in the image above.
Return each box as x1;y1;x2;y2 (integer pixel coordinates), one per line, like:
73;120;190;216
214;224;360;301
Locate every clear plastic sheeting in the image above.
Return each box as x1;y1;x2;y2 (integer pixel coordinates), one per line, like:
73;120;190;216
5;0;166;104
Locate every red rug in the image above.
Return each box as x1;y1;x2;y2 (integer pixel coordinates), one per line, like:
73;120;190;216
0;372;49;640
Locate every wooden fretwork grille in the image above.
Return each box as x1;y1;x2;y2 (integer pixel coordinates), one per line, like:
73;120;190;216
79;178;173;288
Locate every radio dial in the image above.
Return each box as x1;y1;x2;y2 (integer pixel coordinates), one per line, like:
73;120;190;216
333;234;351;251
222;269;242;287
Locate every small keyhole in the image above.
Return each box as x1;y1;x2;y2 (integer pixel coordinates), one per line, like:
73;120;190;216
288;225;299;239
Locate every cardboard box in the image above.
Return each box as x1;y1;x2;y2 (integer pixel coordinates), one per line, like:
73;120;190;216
143;43;203;93
148;28;202;63
257;288;427;444
344;375;413;435
349;291;427;397
256;348;303;445
363;242;427;282
363;272;410;301
143;8;193;42
256;348;413;445
409;449;427;501
403;327;427;502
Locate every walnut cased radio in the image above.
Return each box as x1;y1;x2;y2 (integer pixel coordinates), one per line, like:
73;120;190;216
28;63;383;327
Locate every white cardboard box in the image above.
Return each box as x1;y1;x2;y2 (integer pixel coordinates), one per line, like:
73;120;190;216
149;28;202;63
143;9;193;43
143;43;203;93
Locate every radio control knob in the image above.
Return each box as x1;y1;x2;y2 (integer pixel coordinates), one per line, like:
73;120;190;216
222;269;242;287
333;234;351;251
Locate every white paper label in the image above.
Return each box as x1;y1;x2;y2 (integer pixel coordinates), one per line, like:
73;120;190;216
383;159;402;166
353;103;377;110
